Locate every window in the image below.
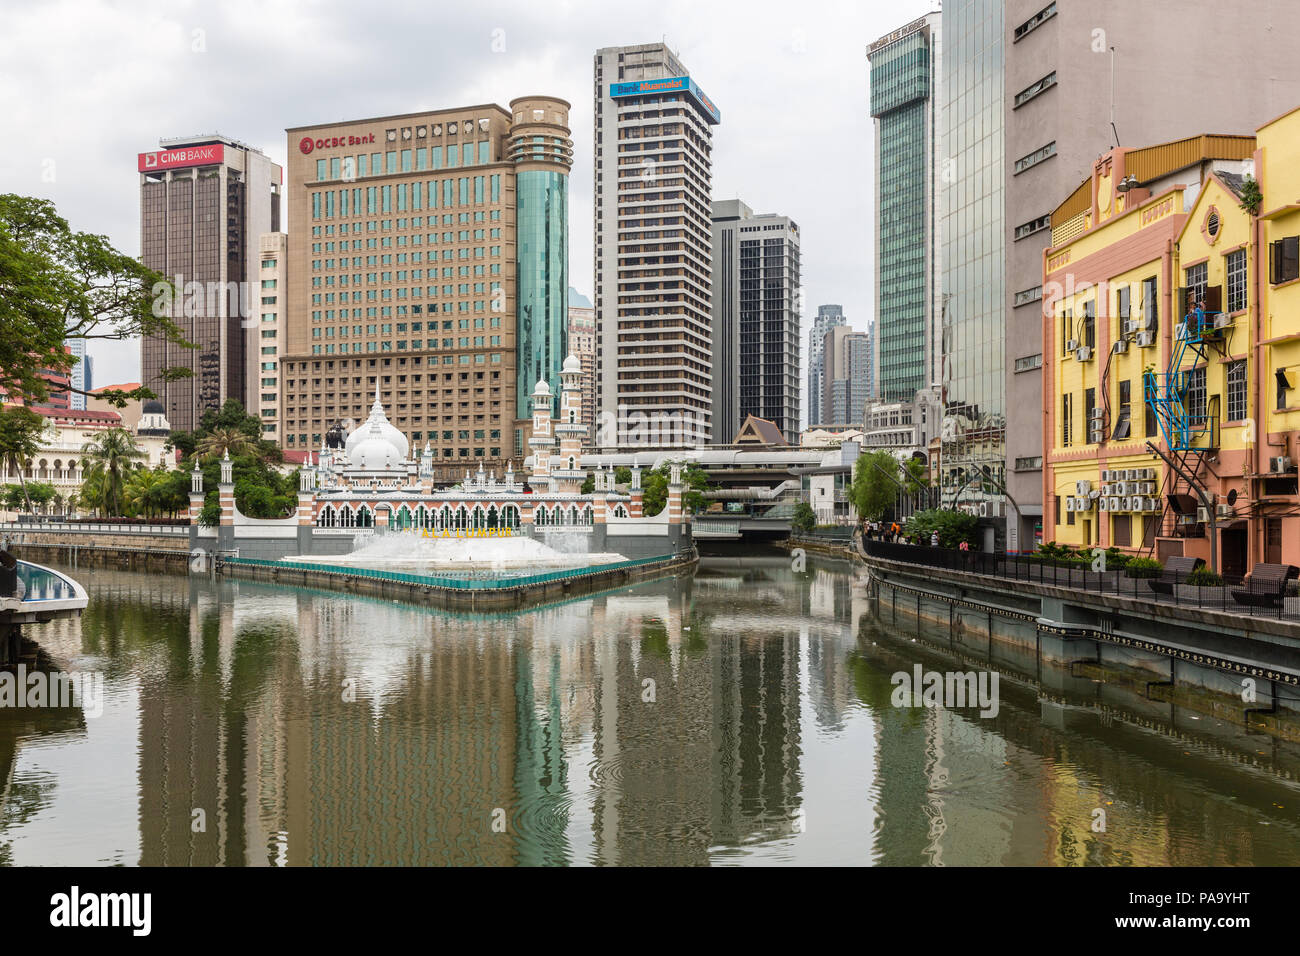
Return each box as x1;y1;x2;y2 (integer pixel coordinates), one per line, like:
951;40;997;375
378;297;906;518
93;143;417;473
1013;71;1057;108
1227;360;1248;421
1270;236;1299;284
1062;393;1073;447
1082;301;1096;349
1226;249;1248;312
1014;141;1056;175
1084;387;1097;442
1141;276;1159;334
1186;366;1207;422
1060;308;1073;353
1113;379;1132;441
1185;262;1207;310
1279;367;1295;410
1014;2;1057;41
1116;283;1130;322
1014;214;1052;241
1014;353;1043;373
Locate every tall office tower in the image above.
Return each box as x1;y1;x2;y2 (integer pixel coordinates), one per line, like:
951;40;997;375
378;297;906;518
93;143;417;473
710;199;802;444
593;43;720;449
256;233;288;442
139;135;282;433
938;0;1300;550
869;12;942;405
808;304;846;426
567;287;597;444
67;338;90;410
280;98;572;479
822;326;870;426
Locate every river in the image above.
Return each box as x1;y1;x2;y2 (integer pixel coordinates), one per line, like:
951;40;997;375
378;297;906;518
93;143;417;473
1;551;1298;865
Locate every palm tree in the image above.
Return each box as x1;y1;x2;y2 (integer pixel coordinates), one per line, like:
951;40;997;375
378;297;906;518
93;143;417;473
196;427;258;462
81;428;145;516
124;467;166;519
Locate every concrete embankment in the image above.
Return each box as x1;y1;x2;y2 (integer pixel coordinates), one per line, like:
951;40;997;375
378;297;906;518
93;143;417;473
2;528;191;573
771;535;1300;740
216;549;699;612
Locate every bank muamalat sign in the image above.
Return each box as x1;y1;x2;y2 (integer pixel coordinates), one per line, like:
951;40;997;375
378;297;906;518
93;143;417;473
299;132;377;154
137;144;225;172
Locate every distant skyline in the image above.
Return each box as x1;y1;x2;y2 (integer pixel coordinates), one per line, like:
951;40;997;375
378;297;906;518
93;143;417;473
1;0;932;393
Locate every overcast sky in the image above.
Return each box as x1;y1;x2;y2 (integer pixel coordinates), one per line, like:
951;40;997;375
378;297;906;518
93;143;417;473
1;0;938;395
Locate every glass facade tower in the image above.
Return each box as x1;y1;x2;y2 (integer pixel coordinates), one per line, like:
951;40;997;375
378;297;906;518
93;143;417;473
509;97;574;423
869;14;940;404
515;169;569;419
939;0;1005;520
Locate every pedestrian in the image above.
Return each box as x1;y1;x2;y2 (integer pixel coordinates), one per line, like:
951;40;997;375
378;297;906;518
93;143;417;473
959;539;970;552
930;530;939;548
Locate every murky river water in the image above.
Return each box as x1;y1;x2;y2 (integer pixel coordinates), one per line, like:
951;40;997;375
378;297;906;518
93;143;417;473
2;552;1299;865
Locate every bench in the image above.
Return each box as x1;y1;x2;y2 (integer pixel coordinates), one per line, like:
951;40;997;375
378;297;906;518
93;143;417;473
1231;563;1299;608
1149;555;1205;595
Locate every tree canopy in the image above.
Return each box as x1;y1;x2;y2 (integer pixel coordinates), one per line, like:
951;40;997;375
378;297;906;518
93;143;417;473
849;451;901;523
0;194;190;409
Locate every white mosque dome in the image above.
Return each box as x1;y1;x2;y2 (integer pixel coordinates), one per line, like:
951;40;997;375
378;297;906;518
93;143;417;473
345;390;409;462
562;354;582;374
351;424;403;471
533;378;552;397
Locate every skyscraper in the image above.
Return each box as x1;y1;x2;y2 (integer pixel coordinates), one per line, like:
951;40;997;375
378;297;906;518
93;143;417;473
822;325;871;426
593;43;720;448
139;134;282;432
67;338;90;410
711;199;801;444
808;304;846;427
279;98;571;479
869;12;942;405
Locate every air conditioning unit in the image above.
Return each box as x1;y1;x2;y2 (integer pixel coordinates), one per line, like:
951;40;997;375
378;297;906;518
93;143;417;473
1099;496;1110;512
1089;407;1104;422
1065;497;1077;513
1076;346;1093;362
1101;470;1112;481
1197;506;1210;523
1213;314;1231;330
1075;479;1092;495
1122;319;1137;335
1066;338;1080;352
1109;496;1121;512
1271;456;1294;473
1078;496;1093;511
1120;496;1132;512
1216;504;1234;519
1137;332;1156;347
978;502;989;517
1088;430;1103;444
1138;468;1154;481
1113;339;1129;354
1147;498;1162;513
1140;481;1155;495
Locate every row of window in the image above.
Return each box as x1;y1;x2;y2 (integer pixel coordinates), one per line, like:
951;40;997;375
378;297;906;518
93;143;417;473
315;143;492;182
310;177;501;218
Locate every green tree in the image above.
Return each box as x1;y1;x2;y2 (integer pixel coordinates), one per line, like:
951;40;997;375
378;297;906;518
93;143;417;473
80;428;145;516
0;404;44;514
849;451;900;523
903;509;978;549
25;481;55;512
123;466;171;519
792;501;816;533
0;194;187;409
196;427;259;462
639;461;710;517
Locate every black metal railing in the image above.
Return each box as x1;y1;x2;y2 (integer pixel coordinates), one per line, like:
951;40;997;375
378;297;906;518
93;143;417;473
862;539;1299;621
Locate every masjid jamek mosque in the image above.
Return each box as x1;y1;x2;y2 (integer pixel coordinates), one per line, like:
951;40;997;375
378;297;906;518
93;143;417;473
191;355;692;561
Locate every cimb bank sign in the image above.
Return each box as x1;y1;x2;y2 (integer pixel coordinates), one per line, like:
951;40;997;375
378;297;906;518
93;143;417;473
137;144;225;172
